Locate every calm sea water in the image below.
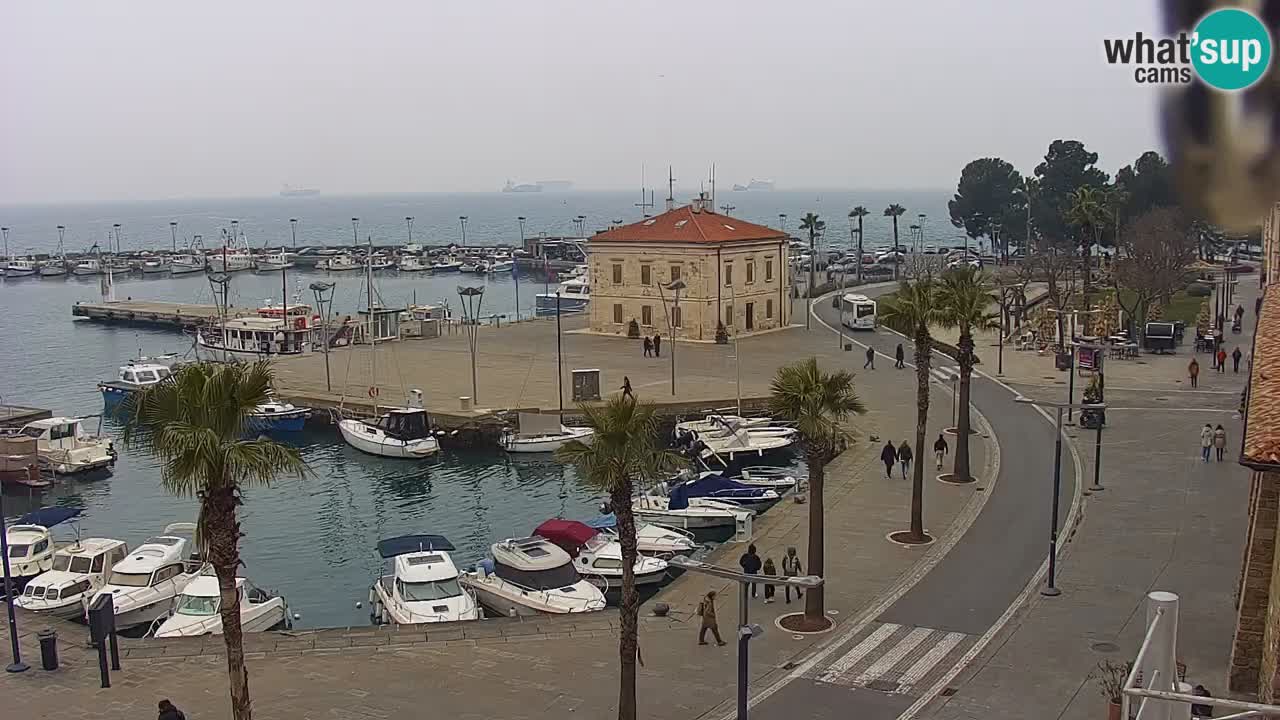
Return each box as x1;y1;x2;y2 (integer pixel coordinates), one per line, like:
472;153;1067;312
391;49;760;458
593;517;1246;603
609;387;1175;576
0;190;938;627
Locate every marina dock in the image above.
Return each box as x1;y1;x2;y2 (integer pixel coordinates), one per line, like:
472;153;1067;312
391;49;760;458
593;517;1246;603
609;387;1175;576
72;300;254;330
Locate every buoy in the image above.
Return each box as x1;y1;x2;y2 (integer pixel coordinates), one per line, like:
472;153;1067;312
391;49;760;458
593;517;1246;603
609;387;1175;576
293;612;301;620
355;601;363;609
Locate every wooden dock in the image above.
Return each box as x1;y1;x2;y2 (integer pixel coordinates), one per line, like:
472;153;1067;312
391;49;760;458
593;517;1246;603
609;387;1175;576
0;404;52;429
72;300;253;330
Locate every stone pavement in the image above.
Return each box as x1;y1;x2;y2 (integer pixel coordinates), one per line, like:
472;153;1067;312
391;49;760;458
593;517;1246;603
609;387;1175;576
2;325;998;720
916;277;1259;720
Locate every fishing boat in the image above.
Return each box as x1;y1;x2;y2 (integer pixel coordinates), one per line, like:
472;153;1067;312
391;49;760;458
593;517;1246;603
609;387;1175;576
3;257;39;278
170;253;207;275
14;417;116;475
72;257;104;276
4;507;83;586
247;398;311;433
500;412;593;453
98;356;180;411
534;519;670;590
195;303;320;362
16;538;130;619
367;534;481;625
87;523;202;632
39;260;67;277
583;515;698;557
140;257;170;274
535;273;590;315
369;253;396;270
154;571;290;637
255;251;295;271
320;253;361;271
431;257;463;272
209;249;254;273
397;255;431;272
460;536;607;616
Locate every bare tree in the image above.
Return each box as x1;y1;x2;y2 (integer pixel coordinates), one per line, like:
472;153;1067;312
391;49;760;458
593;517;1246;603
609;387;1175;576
1113;207;1196;342
1029;241;1077;347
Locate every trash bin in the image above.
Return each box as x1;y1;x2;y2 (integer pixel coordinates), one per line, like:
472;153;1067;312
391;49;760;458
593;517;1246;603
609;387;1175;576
844;343;852;352
38;629;58;670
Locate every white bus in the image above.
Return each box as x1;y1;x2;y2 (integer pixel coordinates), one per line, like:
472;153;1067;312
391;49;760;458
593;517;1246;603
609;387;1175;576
840;293;877;330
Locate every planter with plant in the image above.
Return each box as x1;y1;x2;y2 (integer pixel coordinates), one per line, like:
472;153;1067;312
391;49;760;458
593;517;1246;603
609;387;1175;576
1096;660;1128;720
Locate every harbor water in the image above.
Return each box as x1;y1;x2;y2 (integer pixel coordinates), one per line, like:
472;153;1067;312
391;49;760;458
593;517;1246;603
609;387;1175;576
0;190;947;627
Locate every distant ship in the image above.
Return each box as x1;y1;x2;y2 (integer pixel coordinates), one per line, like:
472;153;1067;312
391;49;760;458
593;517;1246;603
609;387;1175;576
280;185;320;198
732;178;775;192
503;180;541;193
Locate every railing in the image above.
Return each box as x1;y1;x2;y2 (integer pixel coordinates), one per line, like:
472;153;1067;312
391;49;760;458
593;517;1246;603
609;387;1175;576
1125;591;1280;719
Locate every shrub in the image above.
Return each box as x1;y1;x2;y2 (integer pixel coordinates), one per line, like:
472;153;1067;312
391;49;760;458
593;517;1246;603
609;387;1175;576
627;319;640;338
1186;282;1211;297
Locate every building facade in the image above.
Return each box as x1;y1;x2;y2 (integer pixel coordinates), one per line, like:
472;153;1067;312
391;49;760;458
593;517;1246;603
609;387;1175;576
587;199;791;341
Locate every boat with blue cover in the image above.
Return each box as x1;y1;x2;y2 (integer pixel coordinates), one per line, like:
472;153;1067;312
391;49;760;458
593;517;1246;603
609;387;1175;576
669;471;781;511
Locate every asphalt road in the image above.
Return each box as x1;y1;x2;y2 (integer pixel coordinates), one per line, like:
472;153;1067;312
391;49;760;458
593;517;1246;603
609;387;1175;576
753;287;1071;720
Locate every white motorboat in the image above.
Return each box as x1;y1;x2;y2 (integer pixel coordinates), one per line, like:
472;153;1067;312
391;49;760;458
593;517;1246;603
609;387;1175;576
460;536;607;617
4;507;83;585
630;494;752;531
397;256;431;272
735;466;802;492
247;399;311;433
676;414;774;435
664;471;782;512
255;251;295;271
16;416;116;474
209;249;254;273
459;260;481;273
368;534;481;625
488;259;514;273
39;260;68;277
369;253;396;271
339;408;440;458
88;523;201;631
534;520;669;590
72;258;104;276
16;538;129;619
4;258;39;277
153;572;289;637
689;421;797;463
535;274;590;315
99;356;180;411
501;412;593;453
584;516;698;557
140;257;170;274
170;254;207;275
431;258;463;272
320;253;361;271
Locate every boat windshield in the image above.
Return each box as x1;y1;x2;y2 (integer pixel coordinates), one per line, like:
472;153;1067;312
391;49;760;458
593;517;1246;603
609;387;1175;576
8;544;29;558
398;578;463;601
53;555;92;573
175;594;220;616
107;571;152;587
493;561;582;591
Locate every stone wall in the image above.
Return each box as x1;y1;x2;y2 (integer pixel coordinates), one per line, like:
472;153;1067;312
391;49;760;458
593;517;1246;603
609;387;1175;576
1231;470;1280;694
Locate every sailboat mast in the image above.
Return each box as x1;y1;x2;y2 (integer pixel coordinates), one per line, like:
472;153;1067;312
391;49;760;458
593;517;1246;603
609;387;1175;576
367;234;377;413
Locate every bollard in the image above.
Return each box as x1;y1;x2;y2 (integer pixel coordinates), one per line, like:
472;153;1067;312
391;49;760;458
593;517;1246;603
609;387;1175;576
37;629;58;670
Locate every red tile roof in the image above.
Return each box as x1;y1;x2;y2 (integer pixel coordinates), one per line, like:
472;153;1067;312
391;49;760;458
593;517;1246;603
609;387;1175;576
591;205;786;245
1244;287;1280;466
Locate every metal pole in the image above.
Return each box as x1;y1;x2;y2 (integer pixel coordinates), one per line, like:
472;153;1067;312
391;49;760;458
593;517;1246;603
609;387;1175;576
1066;349;1076;423
1043;406;1064;596
170;221;178;253
732;284;741;415
556;292;564;416
290;218;298;247
998;298;1005;376
951;376;957;428
806;228;814;330
0;490;29;672
671;294;679;397
1090;421;1104;493
737;581;749;720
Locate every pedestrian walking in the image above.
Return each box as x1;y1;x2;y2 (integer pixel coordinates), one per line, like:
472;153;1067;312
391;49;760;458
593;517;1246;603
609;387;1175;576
933;433;949;470
864;346;875;369
739;543;762;598
1188;358;1200;388
1214;424;1227;461
895;343;905;369
1236;304;1246;324
158;700;187;720
697;590;726;646
643;336;652;357
782;547;803;604
1216;348;1227;373
653;333;662;358
762;557;777;603
1233;346;1243;373
898;440;913;479
880;440;898;478
1200;424;1213;462
621;376;634;400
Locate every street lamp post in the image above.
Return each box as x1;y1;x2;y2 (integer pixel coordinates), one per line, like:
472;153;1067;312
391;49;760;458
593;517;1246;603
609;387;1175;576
457;285;485;403
169;221;178;253
668;557;822;720
405;216;414;246
351;218;359;247
555;292;564;415
310;281;336;391
290;218;298;248
0;490;29;672
1;226;8;261
459;216;468;247
112;223;122;254
656;277;686;396
1014;395;1107;596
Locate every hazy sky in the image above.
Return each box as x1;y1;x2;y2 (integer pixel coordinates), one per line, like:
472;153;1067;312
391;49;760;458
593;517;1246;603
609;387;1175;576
1;1;1163;203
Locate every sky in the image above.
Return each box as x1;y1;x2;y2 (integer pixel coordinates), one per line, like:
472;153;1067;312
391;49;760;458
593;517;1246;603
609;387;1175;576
0;1;1165;204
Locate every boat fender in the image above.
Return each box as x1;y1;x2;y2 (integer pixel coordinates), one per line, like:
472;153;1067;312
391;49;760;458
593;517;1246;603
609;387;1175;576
379;606;390;625
367;386;379;399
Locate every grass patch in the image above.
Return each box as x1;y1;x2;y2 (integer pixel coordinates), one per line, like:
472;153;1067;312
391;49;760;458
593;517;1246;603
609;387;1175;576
1116;289;1203;327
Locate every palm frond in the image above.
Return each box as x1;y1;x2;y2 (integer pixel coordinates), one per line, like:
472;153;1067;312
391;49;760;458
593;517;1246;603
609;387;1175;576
878;279;941;337
554;396;683;495
767;357;866;453
936;267;1001;333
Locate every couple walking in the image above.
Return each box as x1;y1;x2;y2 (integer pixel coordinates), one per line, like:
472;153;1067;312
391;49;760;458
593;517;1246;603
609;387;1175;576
1200;424;1228;462
881;440;913;478
641;333;662;358
863;344;907;370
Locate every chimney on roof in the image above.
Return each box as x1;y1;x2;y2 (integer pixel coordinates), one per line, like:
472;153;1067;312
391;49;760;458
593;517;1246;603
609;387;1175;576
690;192;710;213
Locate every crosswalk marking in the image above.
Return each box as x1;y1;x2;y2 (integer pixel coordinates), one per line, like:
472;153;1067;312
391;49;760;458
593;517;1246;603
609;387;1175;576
852;627;932;686
894;631;966;691
817;623;899;682
930;367;960;384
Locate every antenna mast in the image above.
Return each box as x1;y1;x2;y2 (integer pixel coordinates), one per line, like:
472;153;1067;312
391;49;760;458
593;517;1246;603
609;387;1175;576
666;166;675;211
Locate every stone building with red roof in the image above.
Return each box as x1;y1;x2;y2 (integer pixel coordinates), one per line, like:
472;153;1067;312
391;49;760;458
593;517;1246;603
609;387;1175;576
587;196;791;341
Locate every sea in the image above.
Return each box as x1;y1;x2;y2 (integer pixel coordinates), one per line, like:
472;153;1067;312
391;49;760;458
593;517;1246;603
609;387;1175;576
0;189;951;628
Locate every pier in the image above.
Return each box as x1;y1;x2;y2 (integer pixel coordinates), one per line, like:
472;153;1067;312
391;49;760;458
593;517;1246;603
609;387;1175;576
72;300;254;329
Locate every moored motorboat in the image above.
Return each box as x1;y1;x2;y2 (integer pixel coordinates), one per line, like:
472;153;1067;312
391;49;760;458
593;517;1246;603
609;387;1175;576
368;534;480;625
255;251;295;271
72;258;104;276
87;523;202;632
397;256;431;272
16;416;116;474
534;520;669;590
320;253;361;271
170;253;207;275
666;471;781;512
4;507;83;586
459;536;606;616
535;274;590;315
39;260;68;277
584;515;698;557
338;407;440;458
629;493;751;531
501;412;593;453
16;538;130;619
98;356;180;411
153;572;290;637
4;258;39;277
247;399;311;433
140;257;170;274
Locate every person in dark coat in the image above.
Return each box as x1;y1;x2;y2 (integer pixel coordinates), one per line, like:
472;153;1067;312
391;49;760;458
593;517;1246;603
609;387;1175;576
1233;346;1243;373
158;700;186;720
653;333;662;357
895;343;905;369
697;591;725;646
762;556;777;603
864;346;875;369
739;543;763;597
898;440;913;479
643;336;652;357
782;547;804;604
621;376;634;400
880;441;898;478
933;433;950;470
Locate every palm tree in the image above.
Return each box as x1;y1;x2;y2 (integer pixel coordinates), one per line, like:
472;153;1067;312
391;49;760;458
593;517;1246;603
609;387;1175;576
880;279;943;542
848;206;871;283
884;204;907;280
935;267;999;482
123;361;307;720
555;396;683;720
798;212;825;329
1067;186;1107;289
767;357;865;626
